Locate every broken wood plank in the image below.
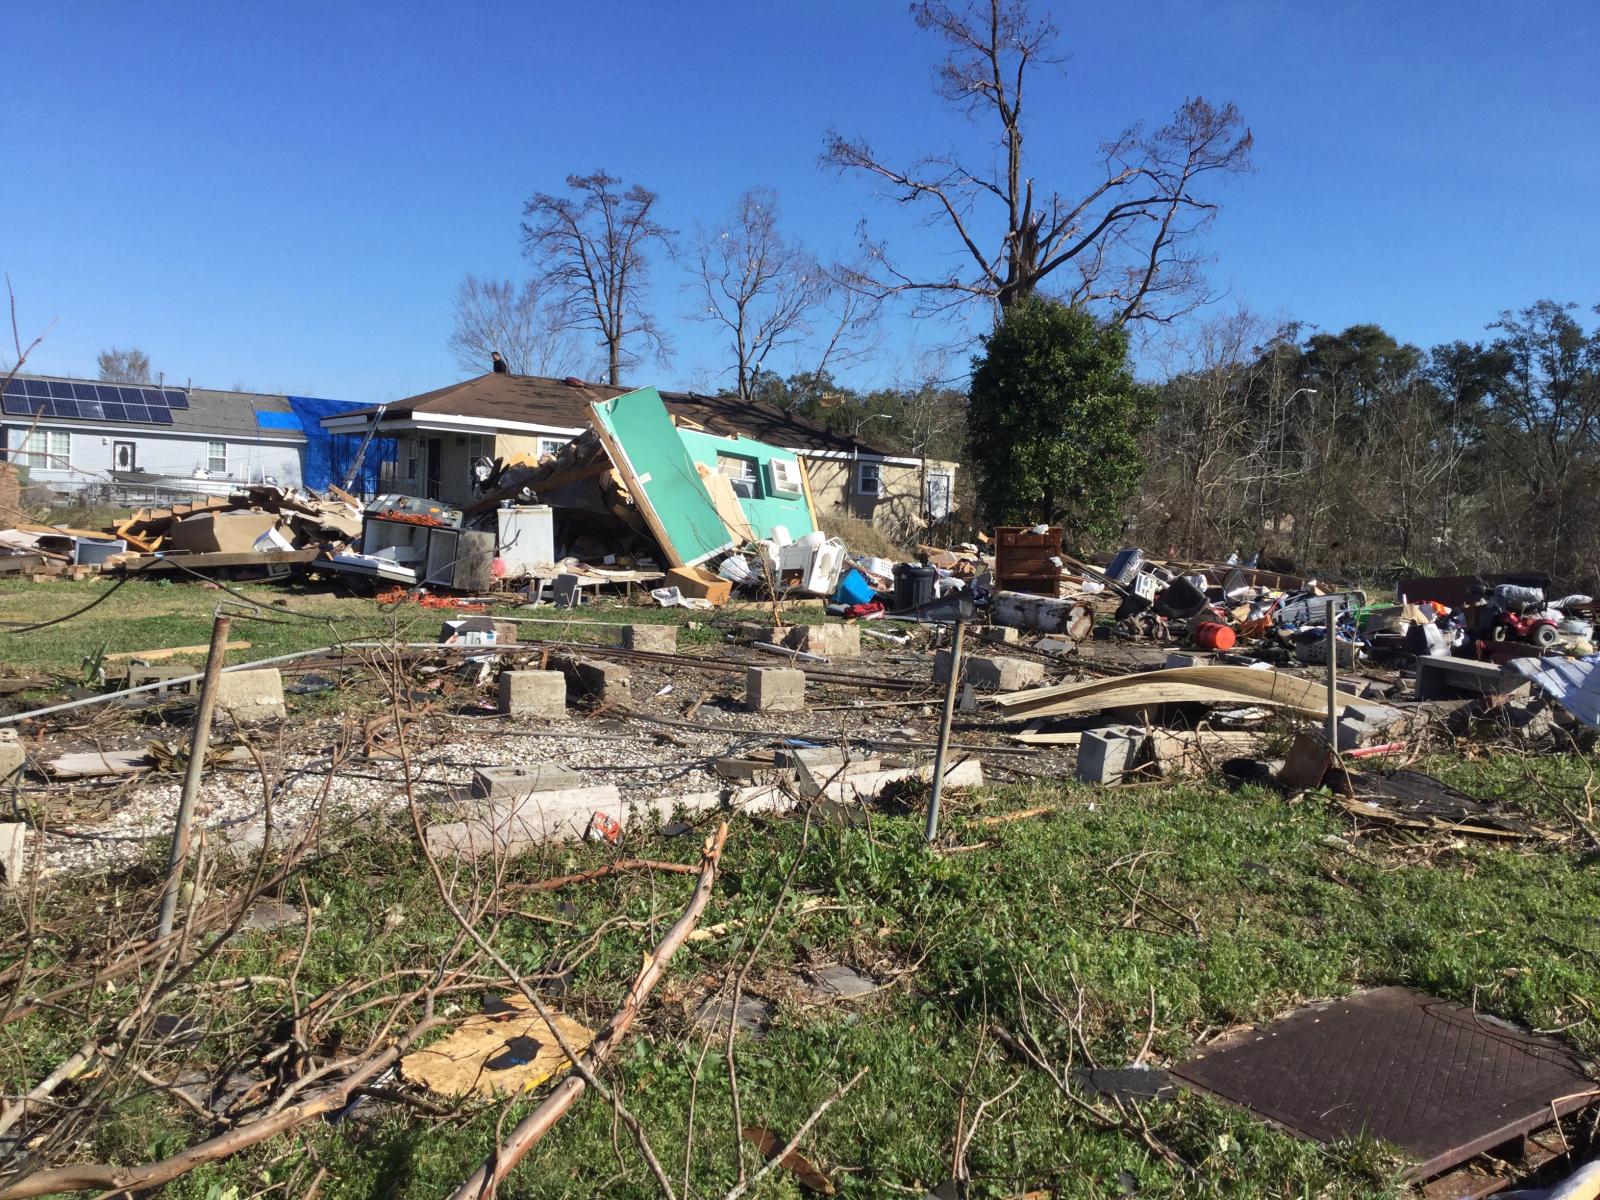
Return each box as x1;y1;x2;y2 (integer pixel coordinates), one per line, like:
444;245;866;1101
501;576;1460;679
105;641;252;662
992;665;1332;721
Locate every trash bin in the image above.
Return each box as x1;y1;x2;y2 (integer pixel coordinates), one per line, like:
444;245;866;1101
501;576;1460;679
893;563;937;612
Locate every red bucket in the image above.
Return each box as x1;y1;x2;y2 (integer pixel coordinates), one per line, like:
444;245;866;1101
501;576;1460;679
1194;621;1236;651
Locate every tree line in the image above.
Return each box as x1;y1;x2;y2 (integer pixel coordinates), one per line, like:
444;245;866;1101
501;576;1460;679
1135;300;1600;582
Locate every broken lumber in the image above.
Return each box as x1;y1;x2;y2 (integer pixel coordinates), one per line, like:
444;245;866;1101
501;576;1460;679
105;641;252;662
992;665;1332;721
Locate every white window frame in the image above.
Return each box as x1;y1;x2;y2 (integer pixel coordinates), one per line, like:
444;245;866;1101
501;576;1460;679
538;437;570;458
405;441;420;479
925;469;953;519
14;429;69;471
716;453;760;499
207;440;228;474
855;459;882;497
466;433;491;460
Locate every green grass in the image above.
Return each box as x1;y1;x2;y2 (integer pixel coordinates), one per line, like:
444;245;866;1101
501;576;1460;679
7;750;1598;1198
0;576;832;683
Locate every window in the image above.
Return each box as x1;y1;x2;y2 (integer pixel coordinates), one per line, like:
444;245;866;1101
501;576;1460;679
716;453;760;499
405;442;419;479
207;441;228;474
467;433;490;460
855;460;882;497
925;470;953;519
13;429;69;471
538;437;570;459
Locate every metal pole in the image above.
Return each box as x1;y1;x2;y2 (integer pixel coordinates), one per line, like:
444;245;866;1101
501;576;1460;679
157;613;231;938
1325;597;1339;751
925;616;966;844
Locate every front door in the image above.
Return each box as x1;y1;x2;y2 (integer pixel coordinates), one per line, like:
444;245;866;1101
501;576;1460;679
112;441;137;472
425;437;443;500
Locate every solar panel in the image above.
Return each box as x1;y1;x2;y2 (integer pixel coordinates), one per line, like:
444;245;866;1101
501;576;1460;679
0;379;194;425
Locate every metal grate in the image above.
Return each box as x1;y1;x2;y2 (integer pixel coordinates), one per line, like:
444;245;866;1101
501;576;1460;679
1171;987;1596;1179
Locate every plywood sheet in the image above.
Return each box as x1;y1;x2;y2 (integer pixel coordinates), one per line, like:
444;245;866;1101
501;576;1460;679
400;993;593;1099
587;387;736;567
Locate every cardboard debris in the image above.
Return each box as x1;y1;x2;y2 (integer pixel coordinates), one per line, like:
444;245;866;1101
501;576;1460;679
400;993;593;1099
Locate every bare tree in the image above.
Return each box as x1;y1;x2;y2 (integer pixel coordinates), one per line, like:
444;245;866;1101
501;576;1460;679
97;346;151;383
446;275;580;378
3;276;53;390
823;0;1253;325
689;188;831;403
521;171;673;386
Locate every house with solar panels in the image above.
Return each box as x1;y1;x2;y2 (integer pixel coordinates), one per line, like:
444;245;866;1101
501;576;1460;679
1;374;393;500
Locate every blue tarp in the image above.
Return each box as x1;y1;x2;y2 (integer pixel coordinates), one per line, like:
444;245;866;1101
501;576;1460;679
287;396;395;493
255;411;302;431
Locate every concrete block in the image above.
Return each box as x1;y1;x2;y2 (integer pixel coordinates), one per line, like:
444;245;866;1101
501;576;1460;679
0;730;24;780
214;669;286;724
1035;636;1077;657
498;670;567;719
551;655;631;704
1333;702;1405;749
623;624;678;653
471;762;581;798
781;624;860;658
745;667;805;712
981;626;1020;645
0;823;25;887
1415;656;1531;700
713;757;796;785
128;664;199;695
732;758;984;813
1164;651;1212;669
1075;725;1146;784
934;650;1045;691
491;619;519;646
427;783;625;858
790;748;883;797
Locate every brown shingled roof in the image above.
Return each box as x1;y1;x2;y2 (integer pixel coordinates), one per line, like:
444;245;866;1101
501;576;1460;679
343;374;897;457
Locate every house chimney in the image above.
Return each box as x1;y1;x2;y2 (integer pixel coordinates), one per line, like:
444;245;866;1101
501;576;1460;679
491;351;508;375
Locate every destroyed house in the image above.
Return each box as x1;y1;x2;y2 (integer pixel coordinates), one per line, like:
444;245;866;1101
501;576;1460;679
320;373;958;538
0;373;391;497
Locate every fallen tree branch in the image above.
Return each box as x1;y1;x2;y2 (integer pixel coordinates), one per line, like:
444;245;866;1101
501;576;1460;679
722;1066;868;1200
0;1019;441;1199
449;822;730;1200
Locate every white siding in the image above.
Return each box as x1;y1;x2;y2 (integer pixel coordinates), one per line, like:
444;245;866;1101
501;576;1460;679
3;424;304;491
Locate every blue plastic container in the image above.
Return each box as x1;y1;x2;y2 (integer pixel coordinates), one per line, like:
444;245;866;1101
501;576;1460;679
833;566;875;606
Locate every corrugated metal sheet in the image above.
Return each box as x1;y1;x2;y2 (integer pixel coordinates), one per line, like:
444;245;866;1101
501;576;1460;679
1504;656;1600;728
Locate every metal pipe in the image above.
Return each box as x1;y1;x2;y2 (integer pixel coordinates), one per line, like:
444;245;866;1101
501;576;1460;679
156;613;231;938
1325;596;1339;751
924;617;966;843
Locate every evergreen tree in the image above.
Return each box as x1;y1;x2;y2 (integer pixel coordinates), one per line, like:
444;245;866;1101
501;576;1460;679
967;299;1150;545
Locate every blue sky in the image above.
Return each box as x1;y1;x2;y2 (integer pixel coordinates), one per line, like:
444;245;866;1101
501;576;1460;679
4;1;1595;403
